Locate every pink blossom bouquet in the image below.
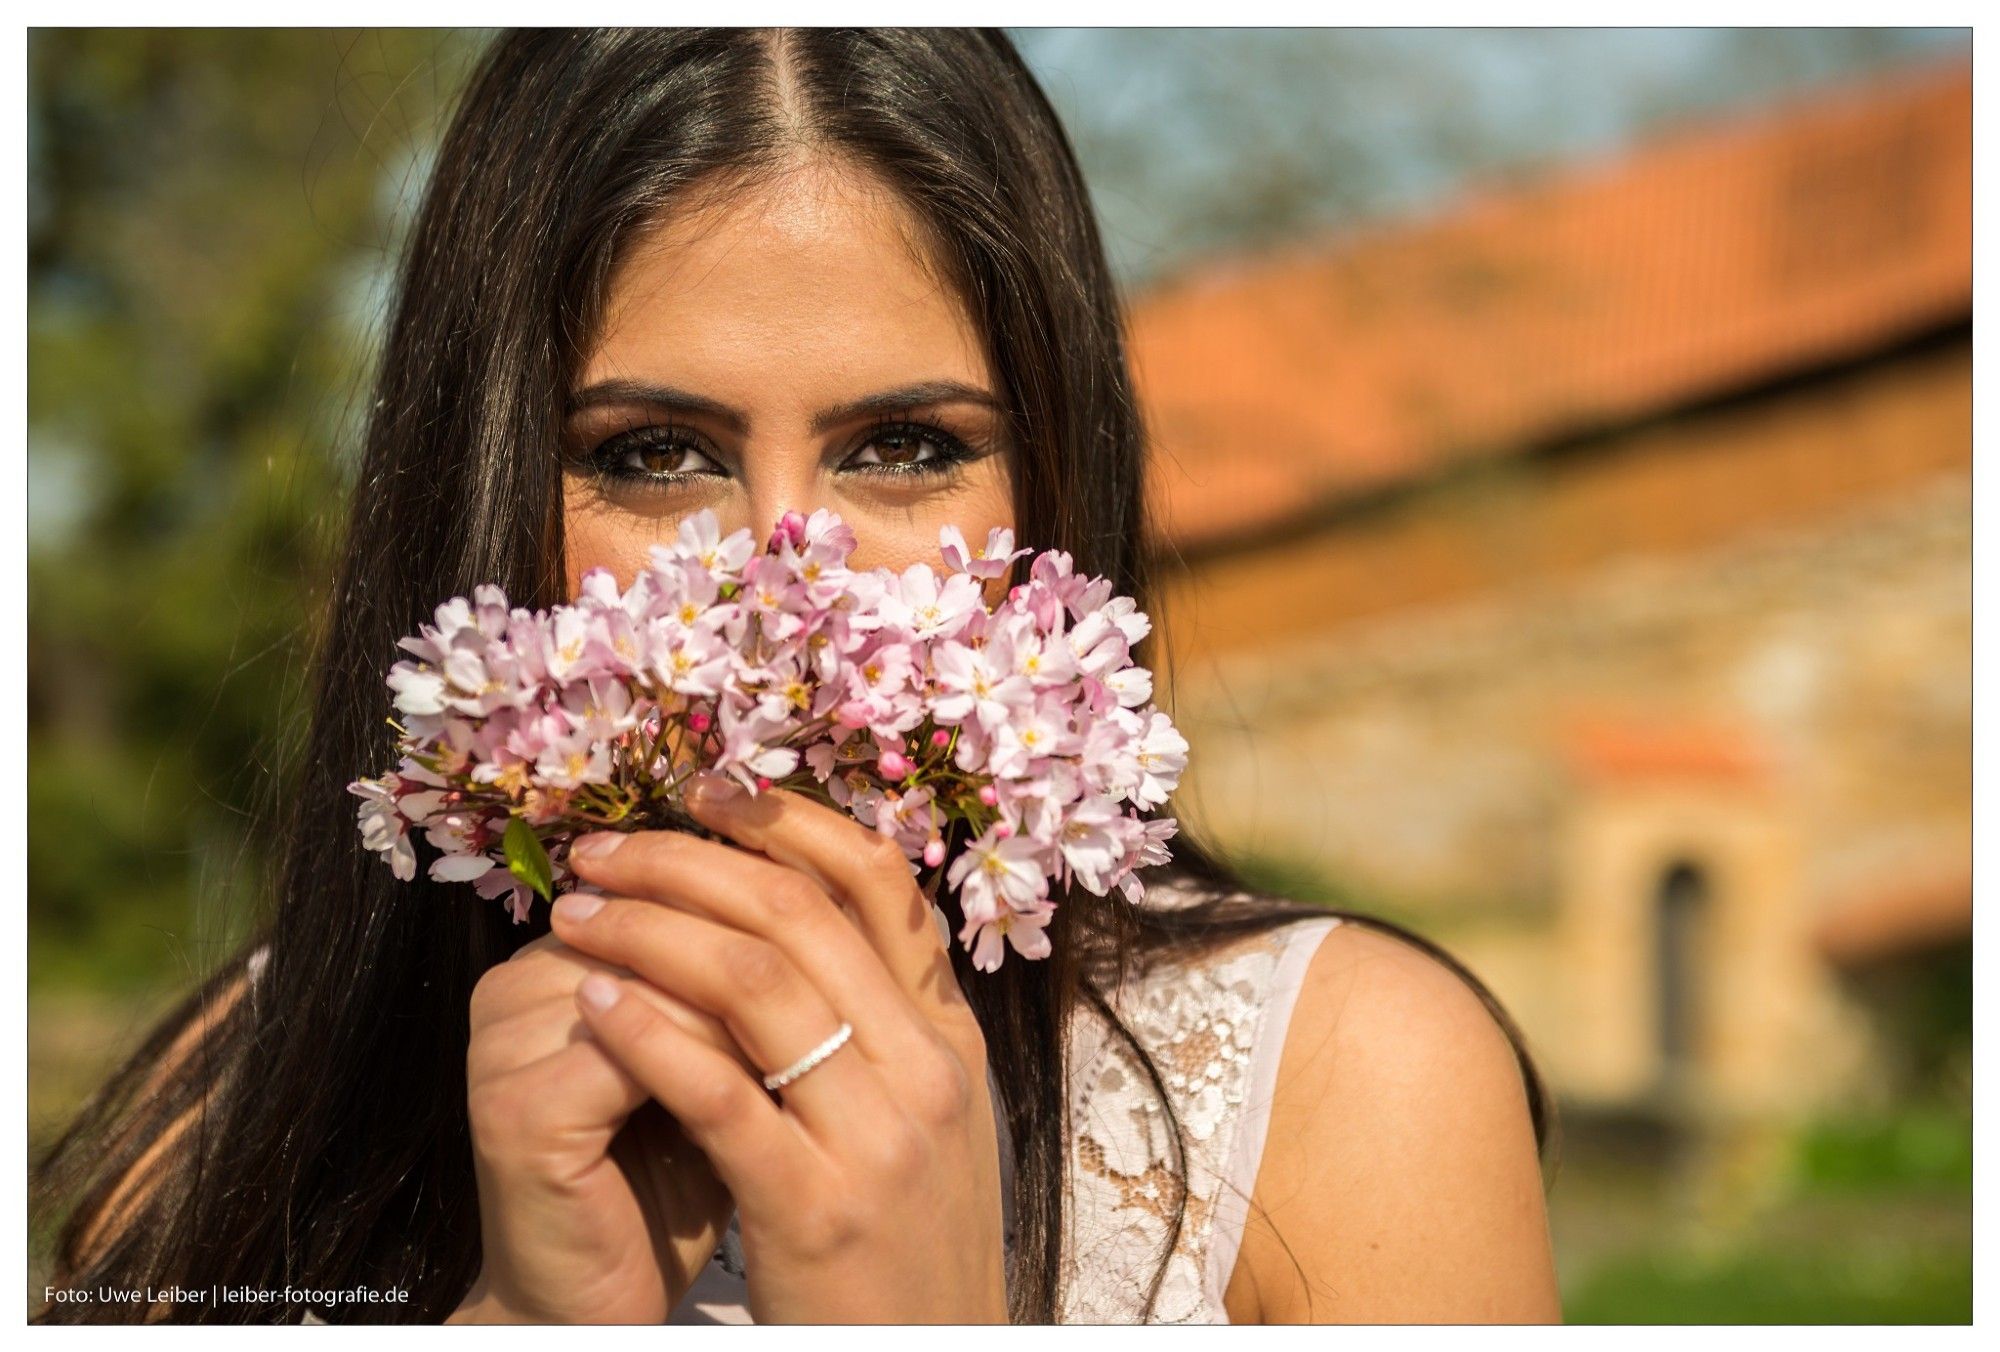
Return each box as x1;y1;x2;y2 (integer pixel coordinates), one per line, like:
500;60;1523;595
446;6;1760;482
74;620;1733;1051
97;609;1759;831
349;509;1186;971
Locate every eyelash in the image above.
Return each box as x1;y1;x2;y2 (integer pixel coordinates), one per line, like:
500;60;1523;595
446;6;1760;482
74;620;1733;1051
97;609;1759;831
582;415;980;487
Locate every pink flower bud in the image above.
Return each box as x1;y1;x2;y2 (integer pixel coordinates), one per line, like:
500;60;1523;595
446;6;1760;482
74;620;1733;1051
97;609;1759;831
754;776;772;792
878;750;912;780
923;839;946;868
978;784;998;807
686;710;712;733
993;820;1014;839
780;510;808;545
930;729;951;748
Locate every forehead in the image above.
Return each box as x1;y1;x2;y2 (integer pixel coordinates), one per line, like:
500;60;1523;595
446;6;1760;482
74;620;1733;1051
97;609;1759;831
581;162;993;405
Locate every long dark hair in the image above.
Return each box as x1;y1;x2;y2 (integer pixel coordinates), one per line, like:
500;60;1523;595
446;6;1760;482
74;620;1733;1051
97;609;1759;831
33;28;1554;1324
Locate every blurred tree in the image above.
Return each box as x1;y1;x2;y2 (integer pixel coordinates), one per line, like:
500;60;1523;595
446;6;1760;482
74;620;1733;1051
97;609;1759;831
27;30;476;992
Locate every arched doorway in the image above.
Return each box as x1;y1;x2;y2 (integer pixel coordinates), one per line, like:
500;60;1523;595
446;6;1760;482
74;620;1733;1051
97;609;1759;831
1654;858;1710;1082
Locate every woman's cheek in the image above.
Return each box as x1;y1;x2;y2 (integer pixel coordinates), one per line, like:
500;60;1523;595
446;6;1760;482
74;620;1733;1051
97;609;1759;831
562;510;642;596
836;479;1016;578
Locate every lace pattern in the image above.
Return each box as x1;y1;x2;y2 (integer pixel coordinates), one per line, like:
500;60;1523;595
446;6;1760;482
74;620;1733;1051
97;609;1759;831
1058;912;1340;1323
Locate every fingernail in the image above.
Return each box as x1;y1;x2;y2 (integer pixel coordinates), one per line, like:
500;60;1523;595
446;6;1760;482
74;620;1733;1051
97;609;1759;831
553;893;605;923
577;973;622;1012
689;771;744;807
571;833;624;861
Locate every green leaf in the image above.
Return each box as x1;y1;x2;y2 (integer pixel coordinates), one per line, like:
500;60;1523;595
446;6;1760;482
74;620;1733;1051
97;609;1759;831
502;816;556;903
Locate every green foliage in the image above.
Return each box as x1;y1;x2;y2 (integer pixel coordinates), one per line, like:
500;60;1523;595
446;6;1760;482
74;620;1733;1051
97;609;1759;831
1557;1102;1973;1324
27;30;477;996
1794;1106;1973;1194
1229;850;1398;915
1228;849;1544;933
1564;1235;1972;1324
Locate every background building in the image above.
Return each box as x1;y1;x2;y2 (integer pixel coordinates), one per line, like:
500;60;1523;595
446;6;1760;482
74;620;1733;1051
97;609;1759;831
1135;58;1970;1138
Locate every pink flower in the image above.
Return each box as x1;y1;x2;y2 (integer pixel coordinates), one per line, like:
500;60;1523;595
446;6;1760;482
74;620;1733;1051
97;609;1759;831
534;729;614;790
930;640;1032;732
646;619;732;697
771;509;809;550
1134;815;1178;868
987;701;1070;779
872;785;938;857
357;506;1185;973
1052;798;1135;896
429;852;495;884
740;555;810;643
995;613;1078;689
474;865;536;924
349;778;416;881
714;699;801;790
1063;609;1129;678
940;524;1029;580
880;563;982;640
1130;710;1189;809
563;676;640;743
386;661;448;718
1101;664;1153;709
962;902;1055;972
946;825;1048;924
671;511;756;577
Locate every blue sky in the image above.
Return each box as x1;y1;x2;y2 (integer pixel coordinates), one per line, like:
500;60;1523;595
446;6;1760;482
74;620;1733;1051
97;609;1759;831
1013;27;1969;287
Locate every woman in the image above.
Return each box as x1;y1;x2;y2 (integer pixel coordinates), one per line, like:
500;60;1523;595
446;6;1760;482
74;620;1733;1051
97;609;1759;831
33;29;1561;1324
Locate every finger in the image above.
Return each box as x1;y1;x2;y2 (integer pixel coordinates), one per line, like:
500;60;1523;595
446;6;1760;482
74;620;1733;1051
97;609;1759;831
551;895;891;1135
471;1035;652;1164
573;972;812;1214
504;931;568;964
564;830;943;1067
472;943;755;1078
686;778;961;1010
472;974;754;1083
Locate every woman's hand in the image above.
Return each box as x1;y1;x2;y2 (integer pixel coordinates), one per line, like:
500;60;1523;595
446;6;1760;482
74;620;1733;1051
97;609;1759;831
554;774;1010;1324
450;934;738;1323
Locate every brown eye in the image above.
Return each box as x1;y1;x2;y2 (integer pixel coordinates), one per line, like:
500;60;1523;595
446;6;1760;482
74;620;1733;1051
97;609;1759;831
588;427;723;482
629;442;700;474
866;431;930;466
843;421;975;477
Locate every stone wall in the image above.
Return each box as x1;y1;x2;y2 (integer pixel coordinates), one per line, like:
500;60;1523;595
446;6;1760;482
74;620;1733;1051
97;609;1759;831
1162;344;1970;921
1154;345;1969;1111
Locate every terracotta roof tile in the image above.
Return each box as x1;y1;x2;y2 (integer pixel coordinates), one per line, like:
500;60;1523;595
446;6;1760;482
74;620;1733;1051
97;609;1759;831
1559;712;1773;788
1132;59;1971;550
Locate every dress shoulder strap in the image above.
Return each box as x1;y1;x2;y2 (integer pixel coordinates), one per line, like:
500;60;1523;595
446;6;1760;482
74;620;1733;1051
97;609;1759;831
1061;910;1343;1323
1203;913;1342;1317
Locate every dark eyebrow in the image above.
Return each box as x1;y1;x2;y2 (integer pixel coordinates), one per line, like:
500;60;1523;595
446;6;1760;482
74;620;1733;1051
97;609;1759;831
564;379;1004;435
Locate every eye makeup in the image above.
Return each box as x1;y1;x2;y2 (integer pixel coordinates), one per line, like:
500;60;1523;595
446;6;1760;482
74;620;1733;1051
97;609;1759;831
567;408;997;493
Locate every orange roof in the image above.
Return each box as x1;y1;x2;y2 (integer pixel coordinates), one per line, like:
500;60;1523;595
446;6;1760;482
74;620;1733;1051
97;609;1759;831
1132;58;1971;552
1559;713;1773;789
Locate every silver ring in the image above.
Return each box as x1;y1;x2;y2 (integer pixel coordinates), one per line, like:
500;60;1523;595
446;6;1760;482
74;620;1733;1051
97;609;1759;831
761;1021;854;1092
